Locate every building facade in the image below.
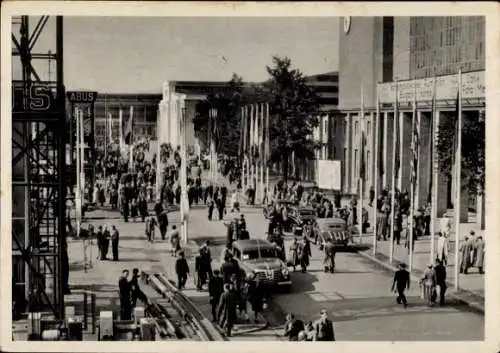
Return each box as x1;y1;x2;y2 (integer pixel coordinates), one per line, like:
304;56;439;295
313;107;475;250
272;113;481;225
93;93;161;147
339;16;485;220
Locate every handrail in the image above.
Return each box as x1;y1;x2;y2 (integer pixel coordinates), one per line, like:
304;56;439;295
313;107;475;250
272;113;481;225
151;273;226;341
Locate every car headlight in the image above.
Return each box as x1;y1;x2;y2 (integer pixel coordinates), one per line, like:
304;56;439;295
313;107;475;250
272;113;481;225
282;267;289;276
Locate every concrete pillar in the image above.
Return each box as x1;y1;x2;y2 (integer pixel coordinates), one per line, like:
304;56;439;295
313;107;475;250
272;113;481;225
418;111;431;208
382;112;389;189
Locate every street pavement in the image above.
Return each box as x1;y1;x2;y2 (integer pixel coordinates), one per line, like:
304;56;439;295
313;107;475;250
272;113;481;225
149;204;483;341
70;193;484;341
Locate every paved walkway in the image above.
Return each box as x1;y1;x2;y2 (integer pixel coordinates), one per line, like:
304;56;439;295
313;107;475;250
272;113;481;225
357;232;484;313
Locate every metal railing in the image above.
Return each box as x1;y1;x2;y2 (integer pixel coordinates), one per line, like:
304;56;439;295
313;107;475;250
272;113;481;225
147;273;226;341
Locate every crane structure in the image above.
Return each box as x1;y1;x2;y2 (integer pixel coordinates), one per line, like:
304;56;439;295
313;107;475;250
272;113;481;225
11;16;67;320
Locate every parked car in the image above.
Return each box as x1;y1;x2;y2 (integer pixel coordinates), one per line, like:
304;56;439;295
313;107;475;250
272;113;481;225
223;239;292;292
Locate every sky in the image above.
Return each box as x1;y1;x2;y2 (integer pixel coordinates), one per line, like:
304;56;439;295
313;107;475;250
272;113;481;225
14;16;339;94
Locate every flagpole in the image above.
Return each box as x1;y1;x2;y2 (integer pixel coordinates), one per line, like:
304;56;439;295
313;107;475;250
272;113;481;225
265;103;270;199
389;82;398;263
243;106;248;192
373;86;380;254
409;85;417;272
430;75;437;263
119;108;124;155
255;104;260;202
129;106;134;173
260;103;265;204
75;108;81;239
358;84;364;239
454;69;463;291
250;104;255;191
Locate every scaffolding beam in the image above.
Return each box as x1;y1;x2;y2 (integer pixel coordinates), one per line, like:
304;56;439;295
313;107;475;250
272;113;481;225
11;16;67;320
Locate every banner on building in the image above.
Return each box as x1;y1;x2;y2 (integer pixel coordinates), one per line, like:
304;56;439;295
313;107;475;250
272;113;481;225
377;71;484;104
316;159;341;191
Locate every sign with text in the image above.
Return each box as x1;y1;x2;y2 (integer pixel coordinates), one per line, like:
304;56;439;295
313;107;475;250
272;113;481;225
12;81;56;112
317;159;341;191
377;71;485;104
67;91;98;103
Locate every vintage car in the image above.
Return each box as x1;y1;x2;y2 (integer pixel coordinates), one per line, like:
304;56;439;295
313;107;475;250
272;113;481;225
292;206;317;236
223;239;292;291
314;217;353;251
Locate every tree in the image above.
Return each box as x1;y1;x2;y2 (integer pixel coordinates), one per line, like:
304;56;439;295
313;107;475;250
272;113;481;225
436;110;485;196
264;56;320;182
193;73;245;157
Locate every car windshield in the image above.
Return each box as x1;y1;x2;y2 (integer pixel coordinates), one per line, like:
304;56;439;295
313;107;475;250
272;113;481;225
241;248;276;260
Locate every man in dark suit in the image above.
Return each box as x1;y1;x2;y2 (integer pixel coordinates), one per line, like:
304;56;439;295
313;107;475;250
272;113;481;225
208;270;224;322
217;283;238;337
434;259;447;306
283;313;305;341
118;270;132;320
391;263;410;307
313;309;335;341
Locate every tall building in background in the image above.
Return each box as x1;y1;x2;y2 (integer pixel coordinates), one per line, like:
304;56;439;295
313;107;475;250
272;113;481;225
338;16;485;221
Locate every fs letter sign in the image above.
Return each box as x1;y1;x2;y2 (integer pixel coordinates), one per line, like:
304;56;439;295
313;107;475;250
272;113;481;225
67;91;98;104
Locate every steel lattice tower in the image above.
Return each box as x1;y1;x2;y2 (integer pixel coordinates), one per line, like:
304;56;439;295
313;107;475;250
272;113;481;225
11;16;66;319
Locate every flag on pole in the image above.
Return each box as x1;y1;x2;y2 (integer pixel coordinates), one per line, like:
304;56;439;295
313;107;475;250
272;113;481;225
254;104;260;160
394;85;400;183
108;112;113;143
410;96;419;196
360;125;367;180
453;69;463;291
124;106;134;145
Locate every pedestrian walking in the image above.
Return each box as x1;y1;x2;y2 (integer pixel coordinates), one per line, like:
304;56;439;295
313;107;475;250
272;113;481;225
217;283;238;337
459;234;474;274
169;225;180;256
289;238;300;271
118;270;132;320
208;270;224;322
312;309;335;341
208;197;215;221
96;225;104;260
111;225;120;261
247;276;265;323
436;232;449;265
474;236;485;274
175;251;190;290
421;264;436;306
130;268;148;307
298;237;311;273
195;248;208;290
322;240;336;273
391;263;410;308
434;259;447;306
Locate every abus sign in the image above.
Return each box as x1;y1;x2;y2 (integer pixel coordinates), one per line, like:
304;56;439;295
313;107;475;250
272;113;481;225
67;91;98;103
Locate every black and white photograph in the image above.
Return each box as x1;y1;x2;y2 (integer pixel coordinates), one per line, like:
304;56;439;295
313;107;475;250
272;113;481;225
1;1;498;350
